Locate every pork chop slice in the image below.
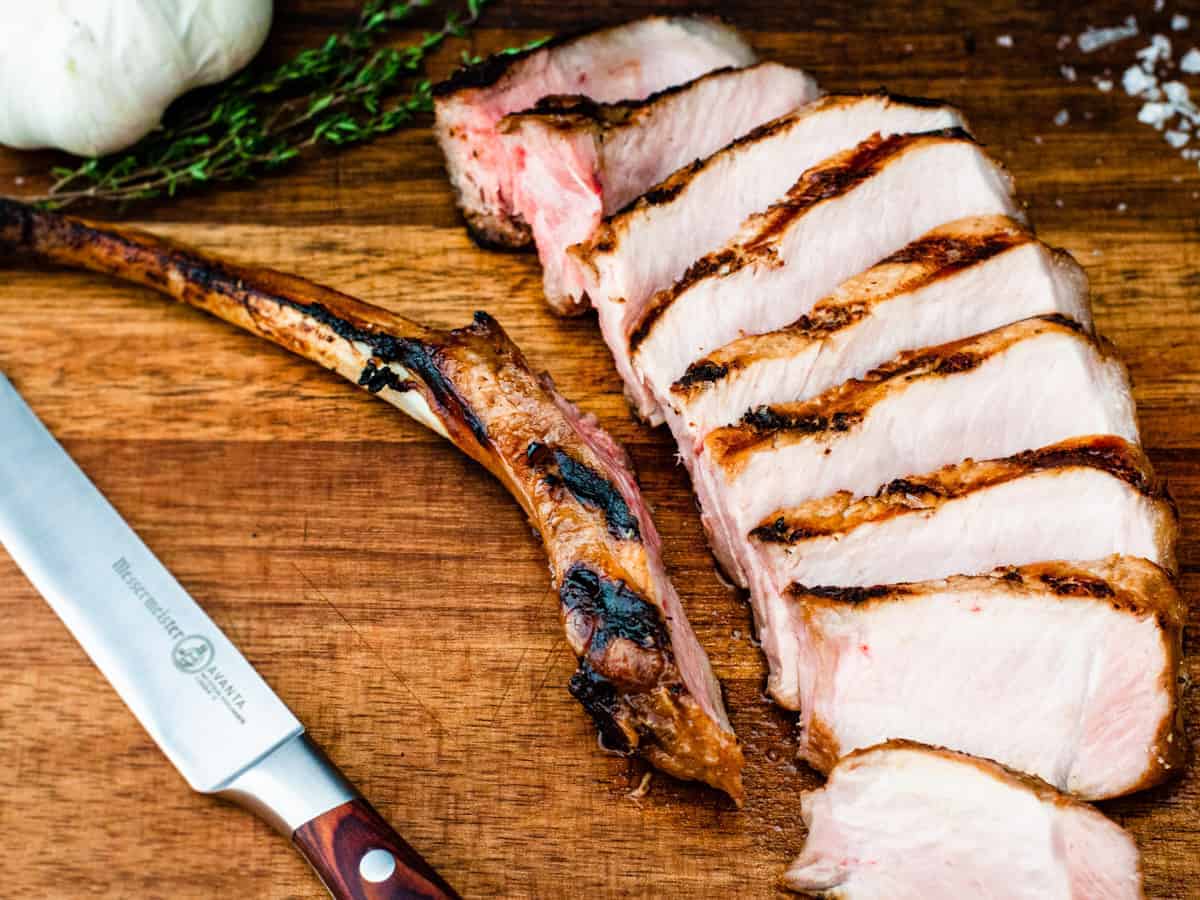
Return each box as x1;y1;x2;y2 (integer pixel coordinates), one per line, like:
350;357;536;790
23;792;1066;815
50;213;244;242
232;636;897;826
432;14;755;248
671;215;1092;442
784;557;1186;799
501;62;817;314
628;129;1021;420
784;741;1145;899
752;435;1177;588
570;92;964;416
701;315;1139;589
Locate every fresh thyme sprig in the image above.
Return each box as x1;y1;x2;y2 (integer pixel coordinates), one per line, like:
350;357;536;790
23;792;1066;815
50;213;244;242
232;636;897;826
37;0;490;208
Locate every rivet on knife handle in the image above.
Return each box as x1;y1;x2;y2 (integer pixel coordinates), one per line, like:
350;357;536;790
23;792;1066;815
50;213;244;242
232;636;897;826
293;797;460;900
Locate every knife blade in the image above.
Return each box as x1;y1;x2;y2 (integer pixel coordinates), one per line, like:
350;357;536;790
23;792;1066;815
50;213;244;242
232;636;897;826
0;373;459;900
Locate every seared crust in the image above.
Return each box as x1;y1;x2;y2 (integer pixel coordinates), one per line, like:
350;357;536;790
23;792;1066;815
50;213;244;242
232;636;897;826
0;198;744;802
629;128;979;353
671;215;1035;399
751;436;1178;564
705;314;1098;475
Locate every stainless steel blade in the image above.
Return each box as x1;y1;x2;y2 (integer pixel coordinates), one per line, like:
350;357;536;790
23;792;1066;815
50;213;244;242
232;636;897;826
0;374;302;793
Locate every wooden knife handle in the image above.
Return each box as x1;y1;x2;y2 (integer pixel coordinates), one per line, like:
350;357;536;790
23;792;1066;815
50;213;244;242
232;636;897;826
292;798;461;900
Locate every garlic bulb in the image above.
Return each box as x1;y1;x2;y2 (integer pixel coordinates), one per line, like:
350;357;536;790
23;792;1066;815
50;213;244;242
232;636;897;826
0;1;273;157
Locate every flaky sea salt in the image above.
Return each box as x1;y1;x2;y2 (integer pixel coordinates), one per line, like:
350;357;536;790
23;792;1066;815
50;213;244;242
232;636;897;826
1058;34;1072;51
1138;101;1173;128
1096;77;1115;92
1137;34;1173;69
1054;108;1071;126
996;34;1014;48
1078;17;1139;53
1061;64;1077;81
1172;14;1190;31
1165;129;1190;147
1182;48;1200;73
1123;64;1158;96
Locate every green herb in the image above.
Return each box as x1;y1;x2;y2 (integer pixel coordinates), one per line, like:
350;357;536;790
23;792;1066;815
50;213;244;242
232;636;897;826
37;0;493;209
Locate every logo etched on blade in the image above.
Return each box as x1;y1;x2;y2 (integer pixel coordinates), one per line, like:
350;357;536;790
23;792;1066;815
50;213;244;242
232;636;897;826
172;635;215;674
112;556;249;725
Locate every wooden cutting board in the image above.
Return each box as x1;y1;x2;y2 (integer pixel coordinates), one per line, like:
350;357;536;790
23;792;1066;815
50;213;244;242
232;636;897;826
1;2;1197;897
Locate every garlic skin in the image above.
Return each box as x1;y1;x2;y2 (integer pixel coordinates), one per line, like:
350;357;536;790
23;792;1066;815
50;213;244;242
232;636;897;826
0;1;273;157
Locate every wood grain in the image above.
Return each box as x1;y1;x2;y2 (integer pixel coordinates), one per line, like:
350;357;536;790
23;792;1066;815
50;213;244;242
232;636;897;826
0;1;1198;898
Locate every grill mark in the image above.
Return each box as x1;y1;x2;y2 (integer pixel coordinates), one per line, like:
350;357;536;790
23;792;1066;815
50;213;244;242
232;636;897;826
628;127;976;352
881;231;1021;267
526;442;641;541
674;359;730;390
561;563;670;747
1010;436;1159;495
1038;572;1117;598
740;407;862;436
787;583;906;603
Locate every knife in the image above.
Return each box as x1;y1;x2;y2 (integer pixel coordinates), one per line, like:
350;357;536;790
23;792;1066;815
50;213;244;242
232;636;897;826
0;374;460;900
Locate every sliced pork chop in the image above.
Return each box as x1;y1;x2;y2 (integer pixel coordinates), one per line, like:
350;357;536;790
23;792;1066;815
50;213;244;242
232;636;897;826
571;93;964;411
671;216;1092;440
784;741;1145;899
501;63;818;315
784;557;1186;799
432;15;755;248
752;435;1177;589
702;315;1139;589
628;129;1021;421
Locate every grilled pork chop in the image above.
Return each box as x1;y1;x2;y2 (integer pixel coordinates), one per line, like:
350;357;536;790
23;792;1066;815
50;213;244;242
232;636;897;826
573;92;965;420
432;15;755;249
671;216;1092;440
501;62;818;315
784;741;1145;899
629;129;1021;418
0;198;744;802
703;315;1139;589
785;557;1186;799
752;436;1178;707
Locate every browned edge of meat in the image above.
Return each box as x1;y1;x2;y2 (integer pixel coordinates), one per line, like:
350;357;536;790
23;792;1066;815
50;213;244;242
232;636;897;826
573;91;964;273
431;13;736;99
750;435;1177;562
705;314;1093;476
0;197;744;803
628;127;979;353
786;557;1189;789
498;63;750;135
671;214;1033;399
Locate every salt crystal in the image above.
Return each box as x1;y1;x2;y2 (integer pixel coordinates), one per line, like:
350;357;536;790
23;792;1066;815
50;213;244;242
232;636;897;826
1054;108;1071;126
1136;34;1172;70
903;42;914;53
13;176;24;186
1055;198;1065;208
1123;64;1158;96
1172;14;1190;31
1138;100;1173;128
1163;80;1190;104
1155;0;1164;10
996;34;1014;48
1033;134;1044;144
1116;202;1128;212
1165;129;1190;147
1078;18;1140;53
1061;64;1077;81
1182;48;1200;73
1057;34;1072;51
1096;78;1115;92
